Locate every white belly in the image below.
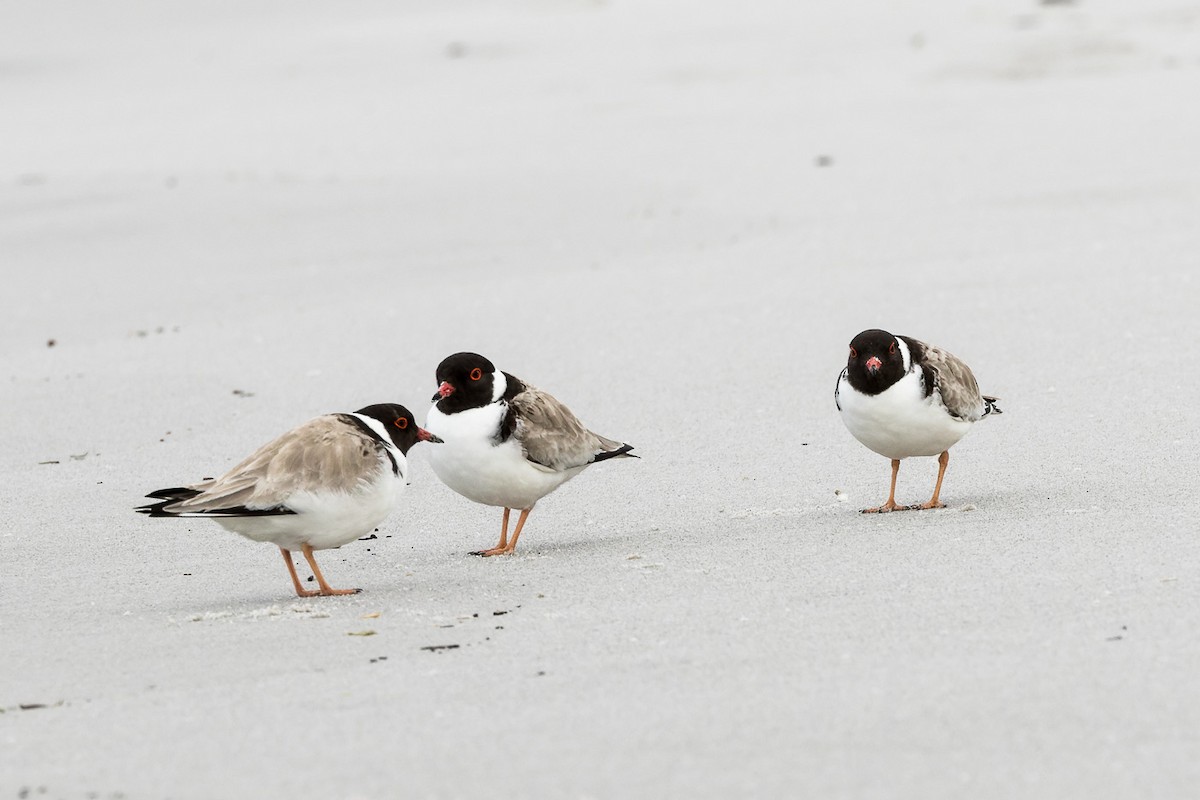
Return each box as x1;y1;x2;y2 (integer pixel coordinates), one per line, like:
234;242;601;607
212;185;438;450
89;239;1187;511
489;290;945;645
838;369;971;459
426;402;580;509
216;470;403;552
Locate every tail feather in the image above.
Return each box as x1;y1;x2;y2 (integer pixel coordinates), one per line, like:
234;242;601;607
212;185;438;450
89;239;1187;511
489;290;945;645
983;396;1003;416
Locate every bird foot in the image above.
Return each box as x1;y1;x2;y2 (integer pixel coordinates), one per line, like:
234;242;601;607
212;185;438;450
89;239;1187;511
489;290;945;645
470;546;514;557
909;501;945;511
861;500;905;514
316;587;362;596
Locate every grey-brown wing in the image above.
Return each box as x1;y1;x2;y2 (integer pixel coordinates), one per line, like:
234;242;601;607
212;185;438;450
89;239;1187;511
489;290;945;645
913;339;986;422
170;416;383;513
509;385;629;471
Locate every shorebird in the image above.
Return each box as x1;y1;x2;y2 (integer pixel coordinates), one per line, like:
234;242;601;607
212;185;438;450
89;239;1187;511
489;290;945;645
835;329;1001;512
137;403;441;596
424;352;636;555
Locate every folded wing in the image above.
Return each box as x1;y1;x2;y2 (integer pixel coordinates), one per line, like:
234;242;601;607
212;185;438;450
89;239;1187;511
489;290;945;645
911;339;986;422
509;385;635;471
138;416;386;516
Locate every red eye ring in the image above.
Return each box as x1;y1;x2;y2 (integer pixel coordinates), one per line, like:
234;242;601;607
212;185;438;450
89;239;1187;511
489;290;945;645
469;368;483;381
394;417;409;430
888;342;896;354
849;346;858;358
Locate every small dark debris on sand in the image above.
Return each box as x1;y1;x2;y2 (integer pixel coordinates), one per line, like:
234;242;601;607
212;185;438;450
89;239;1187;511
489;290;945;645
133;325;178;338
232;389;255;398
420;644;460;653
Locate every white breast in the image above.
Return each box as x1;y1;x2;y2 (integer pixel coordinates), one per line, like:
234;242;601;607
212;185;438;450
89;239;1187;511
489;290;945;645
837;368;972;459
425;402;580;509
216;459;405;552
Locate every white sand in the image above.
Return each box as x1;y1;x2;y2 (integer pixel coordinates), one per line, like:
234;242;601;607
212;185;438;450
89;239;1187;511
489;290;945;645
3;1;1200;797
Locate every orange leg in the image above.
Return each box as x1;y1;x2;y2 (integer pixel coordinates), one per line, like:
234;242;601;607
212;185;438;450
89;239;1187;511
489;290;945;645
504;508;533;554
472;507;510;556
474;507;532;557
912;450;950;510
862;459;905;514
301;543;361;596
280;548;318;598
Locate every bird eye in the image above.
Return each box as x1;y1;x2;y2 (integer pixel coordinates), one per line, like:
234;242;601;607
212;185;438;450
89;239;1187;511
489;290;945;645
849;347;858;358
889;342;896;354
469;368;483;381
394;417;409;430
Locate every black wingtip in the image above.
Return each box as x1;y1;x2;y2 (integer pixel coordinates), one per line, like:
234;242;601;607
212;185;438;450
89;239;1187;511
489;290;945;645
983;396;1003;416
136;501;297;518
137;487;200;517
136;486;296;518
136;499;179;517
144;487;201;501
592;443;637;464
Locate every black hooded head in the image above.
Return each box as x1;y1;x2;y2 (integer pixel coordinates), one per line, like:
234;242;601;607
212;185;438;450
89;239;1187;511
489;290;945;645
355;403;442;454
845;329;906;395
432;352;499;414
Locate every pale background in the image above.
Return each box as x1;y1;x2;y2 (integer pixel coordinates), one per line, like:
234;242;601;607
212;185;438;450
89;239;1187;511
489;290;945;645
3;1;1199;798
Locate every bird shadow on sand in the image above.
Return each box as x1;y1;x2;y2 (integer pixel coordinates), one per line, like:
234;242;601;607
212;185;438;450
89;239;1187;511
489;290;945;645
449;528;661;560
158;587;365;621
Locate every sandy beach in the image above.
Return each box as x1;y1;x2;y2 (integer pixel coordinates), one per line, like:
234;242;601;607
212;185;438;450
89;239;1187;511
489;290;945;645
4;1;1200;797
